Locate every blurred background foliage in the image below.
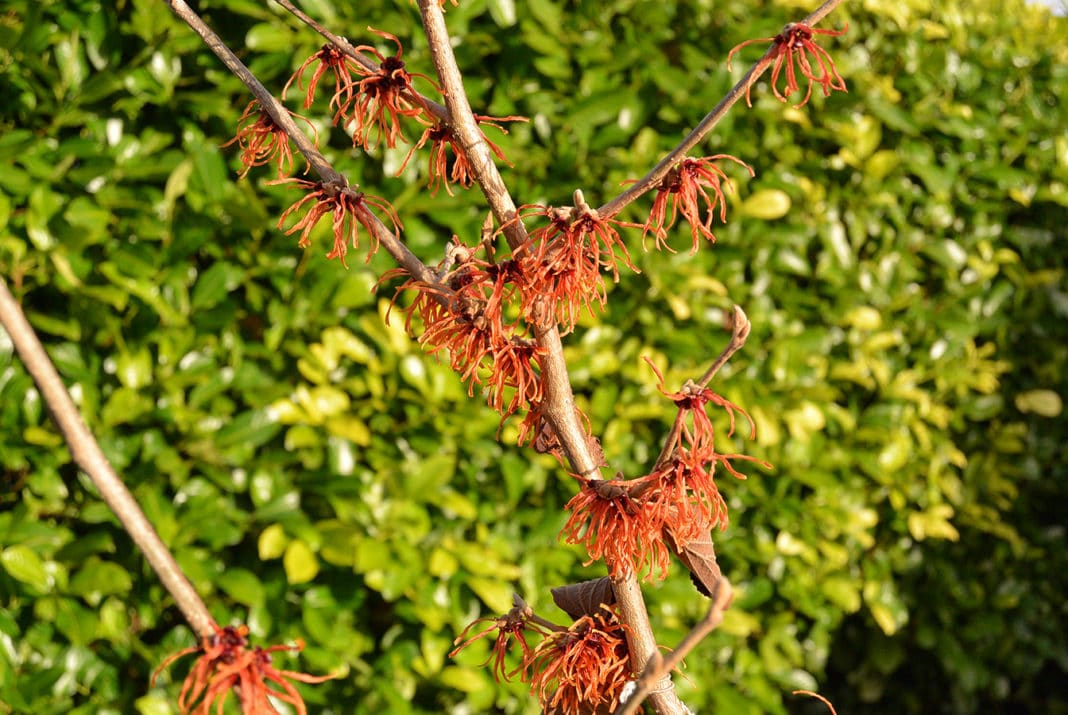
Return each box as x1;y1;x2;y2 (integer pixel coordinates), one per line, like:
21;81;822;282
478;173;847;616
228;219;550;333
1;0;1066;712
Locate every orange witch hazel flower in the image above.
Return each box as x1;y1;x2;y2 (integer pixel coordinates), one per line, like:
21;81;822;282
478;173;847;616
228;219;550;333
526;606;632;715
274;178;401;268
561;476;672;581
645;357;770;533
562;358;769;583
152;623;336;715
397;113;527;196
388;240;543;417
512;192;642;332
223;101;317;178
332;28;439;150
449;596;548;682
450;600;633;714
728;22;848;107
642;155;754;253
283;43;356;110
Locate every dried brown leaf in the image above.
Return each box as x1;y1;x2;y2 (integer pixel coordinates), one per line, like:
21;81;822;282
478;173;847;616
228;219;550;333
550;578;617;620
666;531;722;598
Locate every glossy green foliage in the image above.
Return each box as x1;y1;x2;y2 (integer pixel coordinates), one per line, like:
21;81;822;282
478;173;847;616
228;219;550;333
1;0;1066;713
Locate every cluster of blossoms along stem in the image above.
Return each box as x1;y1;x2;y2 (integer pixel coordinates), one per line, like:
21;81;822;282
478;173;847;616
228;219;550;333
273;177;401;268
451;599;632;715
388;238;544;418
153;623;334;715
561;358;771;582
228;29;525;267
642;155;755;253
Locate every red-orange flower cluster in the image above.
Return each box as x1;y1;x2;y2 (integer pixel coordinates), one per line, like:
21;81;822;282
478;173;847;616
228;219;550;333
728;22;848;107
223;102;317;178
398;113;527;196
283;43;355;110
643;155;754;253
331;29;437;150
391;240;543;417
284;33;527;175
561;478;672;580
452;604;632;715
275;178;400;267
561;359;769;581
526;608;631;715
450;600;547;682
511;197;641;332
152;623;335;715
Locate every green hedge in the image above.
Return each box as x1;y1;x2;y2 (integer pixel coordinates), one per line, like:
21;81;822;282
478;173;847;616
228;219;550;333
1;0;1065;713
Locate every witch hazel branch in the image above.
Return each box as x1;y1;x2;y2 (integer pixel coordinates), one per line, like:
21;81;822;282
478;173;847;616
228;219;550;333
169;0;850;712
1;0;848;713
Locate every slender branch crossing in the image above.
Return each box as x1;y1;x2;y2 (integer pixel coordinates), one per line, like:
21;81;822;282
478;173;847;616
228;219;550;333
0;278;215;639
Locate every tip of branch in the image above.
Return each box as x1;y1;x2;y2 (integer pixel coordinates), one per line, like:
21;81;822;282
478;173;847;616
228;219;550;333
729;305;751;342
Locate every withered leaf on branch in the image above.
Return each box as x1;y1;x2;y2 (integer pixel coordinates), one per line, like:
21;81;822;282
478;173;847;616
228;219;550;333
550;577;616;620
667;531;722;598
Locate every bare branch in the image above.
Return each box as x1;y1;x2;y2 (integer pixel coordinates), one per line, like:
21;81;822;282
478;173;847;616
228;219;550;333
0;278;216;639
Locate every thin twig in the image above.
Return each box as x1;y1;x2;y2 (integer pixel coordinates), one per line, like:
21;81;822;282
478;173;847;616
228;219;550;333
653;306;752;470
698;306;752;387
613;578;734;715
0;278;216;639
597;0;848;220
793;690;839;715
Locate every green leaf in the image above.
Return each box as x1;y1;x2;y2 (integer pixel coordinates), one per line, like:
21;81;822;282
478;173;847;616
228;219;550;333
68;557;133;606
283;539;319;585
214;409;281;450
821;575;862;613
1;545;50;592
245;22;294;51
258;523;289;560
217;568;266;607
324;416;371;445
741;189;791;220
1014;389;1062;417
907;505;960;542
135;694;176;715
467;577;514;614
54;597;98;646
864;580;909;636
486;0;517;27
191;261;243;310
